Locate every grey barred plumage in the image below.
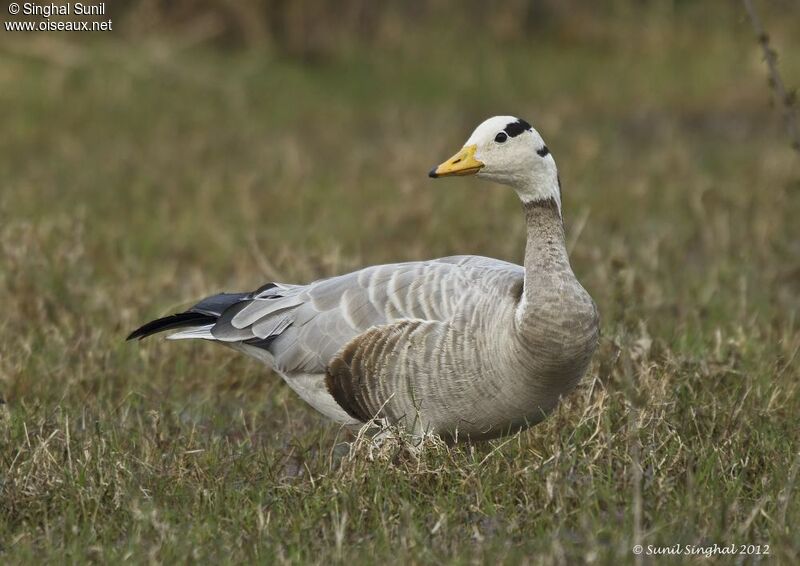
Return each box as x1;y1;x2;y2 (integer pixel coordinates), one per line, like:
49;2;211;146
128;115;600;441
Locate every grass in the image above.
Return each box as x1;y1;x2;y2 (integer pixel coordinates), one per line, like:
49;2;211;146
1;5;799;564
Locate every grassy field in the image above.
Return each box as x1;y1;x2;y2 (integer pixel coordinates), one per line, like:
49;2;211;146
1;4;799;564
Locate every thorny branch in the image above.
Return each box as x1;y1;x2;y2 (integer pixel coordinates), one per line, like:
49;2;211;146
742;0;800;153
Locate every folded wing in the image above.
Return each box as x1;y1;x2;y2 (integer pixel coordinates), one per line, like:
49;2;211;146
134;256;523;377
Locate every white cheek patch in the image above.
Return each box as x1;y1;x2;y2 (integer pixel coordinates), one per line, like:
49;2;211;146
463;115;561;214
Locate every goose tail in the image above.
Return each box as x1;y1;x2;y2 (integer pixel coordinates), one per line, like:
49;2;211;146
126;292;251;341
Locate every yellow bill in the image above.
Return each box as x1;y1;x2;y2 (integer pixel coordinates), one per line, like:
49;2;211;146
429;144;484;178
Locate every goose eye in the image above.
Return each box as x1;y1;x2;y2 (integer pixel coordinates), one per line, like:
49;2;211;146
494;132;508;143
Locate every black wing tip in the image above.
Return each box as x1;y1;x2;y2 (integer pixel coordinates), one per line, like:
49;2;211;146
126;329;146;341
126;312;217;342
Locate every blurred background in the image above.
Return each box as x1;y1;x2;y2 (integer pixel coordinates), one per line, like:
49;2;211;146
1;0;799;562
3;0;798;375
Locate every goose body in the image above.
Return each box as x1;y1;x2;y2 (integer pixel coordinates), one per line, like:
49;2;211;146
129;116;600;440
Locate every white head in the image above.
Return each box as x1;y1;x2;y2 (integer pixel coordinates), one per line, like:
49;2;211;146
429;116;561;210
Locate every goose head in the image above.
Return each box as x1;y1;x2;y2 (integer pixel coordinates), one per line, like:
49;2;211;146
429;116;560;208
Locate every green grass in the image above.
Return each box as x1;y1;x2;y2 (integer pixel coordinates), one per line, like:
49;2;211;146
1;7;799;564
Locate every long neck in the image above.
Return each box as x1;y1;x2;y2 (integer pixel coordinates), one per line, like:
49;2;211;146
516;196;574;322
523;197;571;288
507;193;599;410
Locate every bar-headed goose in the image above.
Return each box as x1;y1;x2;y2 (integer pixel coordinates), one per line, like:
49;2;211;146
129;116;599;441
